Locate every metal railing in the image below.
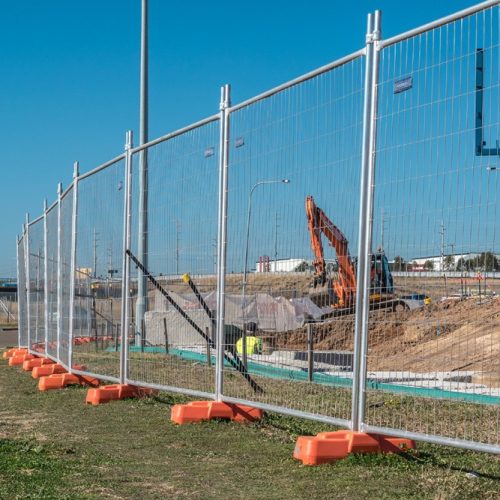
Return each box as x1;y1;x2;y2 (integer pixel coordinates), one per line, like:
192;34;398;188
16;0;500;456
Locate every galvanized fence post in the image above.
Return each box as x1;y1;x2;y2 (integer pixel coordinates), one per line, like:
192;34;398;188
25;214;30;350
68;162;79;372
357;10;381;430
120;131;133;385
56;183;63;363
43;199;49;356
15;233;20;347
351;10;381;432
215;84;231;400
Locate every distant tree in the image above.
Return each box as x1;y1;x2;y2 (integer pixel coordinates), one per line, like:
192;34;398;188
423;260;434;270
443;255;455;271
459;252;500;272
393;256;405;272
294;261;309;273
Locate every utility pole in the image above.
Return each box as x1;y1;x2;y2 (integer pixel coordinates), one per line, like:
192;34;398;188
380;207;385;252
212;237;217;275
274;212;279;272
439;222;446;272
176;220;180;275
136;0;149;346
92;228;98;278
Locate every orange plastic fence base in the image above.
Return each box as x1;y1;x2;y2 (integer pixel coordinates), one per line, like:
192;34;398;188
31;363;86;379
3;348;28;359
38;373;100;391
23;357;55;371
293;431;416;465
32;364;67;378
86;384;155;405
171;401;263;425
8;353;36;366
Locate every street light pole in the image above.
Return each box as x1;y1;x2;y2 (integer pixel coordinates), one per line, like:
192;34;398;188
136;0;149;346
242;179;290;297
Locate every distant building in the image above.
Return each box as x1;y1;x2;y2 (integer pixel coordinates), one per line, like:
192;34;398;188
255;257;307;273
254;257;338;273
390;253;500;272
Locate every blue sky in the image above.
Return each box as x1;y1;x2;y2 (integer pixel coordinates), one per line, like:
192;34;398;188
0;0;491;277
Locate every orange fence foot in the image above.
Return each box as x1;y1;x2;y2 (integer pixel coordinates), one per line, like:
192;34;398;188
8;353;36;366
32;363;86;379
23;358;55;371
86;384;155;405
32;364;67;378
38;373;100;391
171;401;263;425
3;348;28;359
293;431;416;465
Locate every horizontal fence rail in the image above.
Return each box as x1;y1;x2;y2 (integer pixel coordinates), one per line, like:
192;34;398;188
15;1;500;457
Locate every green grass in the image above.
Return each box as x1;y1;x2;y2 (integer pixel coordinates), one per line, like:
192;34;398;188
1;352;500;499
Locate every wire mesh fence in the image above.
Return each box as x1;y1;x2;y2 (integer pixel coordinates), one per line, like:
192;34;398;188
126;119;220;397
45;203;58;361
363;2;500;450
71;159;125;380
17;233;27;348
220;54;366;424
27;217;45;354
58;187;74;369
14;0;500;456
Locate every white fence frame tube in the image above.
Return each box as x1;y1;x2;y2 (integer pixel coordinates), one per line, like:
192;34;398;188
120;131;133;385
43;199;49;356
215;84;230;400
25;214;30;350
351;11;378;432
357;9;382;430
15;233;20;347
56;183;63;363
68;162;79;371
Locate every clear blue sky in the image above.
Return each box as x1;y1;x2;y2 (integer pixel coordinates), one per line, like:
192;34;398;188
0;0;487;277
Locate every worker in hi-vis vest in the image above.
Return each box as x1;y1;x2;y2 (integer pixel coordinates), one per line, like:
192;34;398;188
236;322;263;355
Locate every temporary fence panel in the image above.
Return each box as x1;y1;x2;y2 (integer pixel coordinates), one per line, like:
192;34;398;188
71;159;125;381
363;3;500;452
17;233;28;348
45;203;58;361
126;118;220;398
58;187;74;369
27;217;45;354
220;53;366;425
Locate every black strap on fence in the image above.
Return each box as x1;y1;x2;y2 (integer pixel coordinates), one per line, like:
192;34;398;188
126;249;263;394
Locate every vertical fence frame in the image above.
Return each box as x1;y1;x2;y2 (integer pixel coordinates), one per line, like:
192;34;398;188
56;183;63;364
68;163;79;372
120;131;133;385
215;84;231;401
24;214;30;350
43;199;49;356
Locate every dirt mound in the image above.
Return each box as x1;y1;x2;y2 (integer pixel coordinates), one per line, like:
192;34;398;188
269;296;500;377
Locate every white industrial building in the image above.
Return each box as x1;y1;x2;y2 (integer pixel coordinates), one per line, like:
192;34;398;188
254;257;338;273
395;253;500;272
255;257;306;273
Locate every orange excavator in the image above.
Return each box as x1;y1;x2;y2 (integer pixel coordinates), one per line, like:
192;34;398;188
306;195;398;312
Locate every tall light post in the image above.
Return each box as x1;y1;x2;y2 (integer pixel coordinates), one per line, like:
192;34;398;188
136;0;149;346
242;179;290;297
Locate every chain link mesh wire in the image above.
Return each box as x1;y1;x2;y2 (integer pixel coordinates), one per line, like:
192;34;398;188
220;56;365;423
45;204;58;360
58;187;74;369
27;217;45;354
71;160;125;380
364;4;500;448
17;233;28;348
126;120;220;396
